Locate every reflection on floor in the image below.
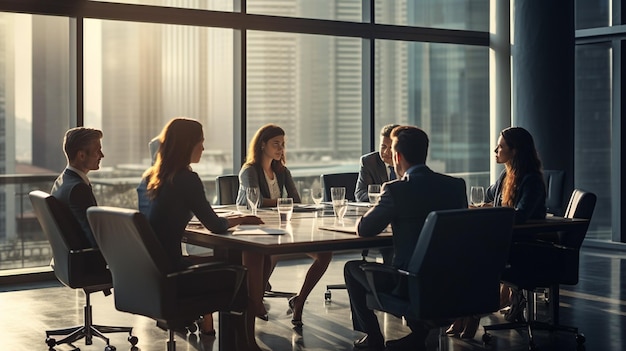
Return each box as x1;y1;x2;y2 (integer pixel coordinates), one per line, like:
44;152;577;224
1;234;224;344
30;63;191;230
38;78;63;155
1;247;624;351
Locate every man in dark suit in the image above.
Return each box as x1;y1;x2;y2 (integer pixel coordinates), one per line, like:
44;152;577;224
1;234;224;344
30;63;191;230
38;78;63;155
51;127;104;247
345;126;467;351
354;124;400;202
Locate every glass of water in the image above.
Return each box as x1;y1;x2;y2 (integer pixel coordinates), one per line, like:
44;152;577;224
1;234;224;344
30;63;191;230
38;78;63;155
333;198;348;223
277;197;294;223
367;184;381;204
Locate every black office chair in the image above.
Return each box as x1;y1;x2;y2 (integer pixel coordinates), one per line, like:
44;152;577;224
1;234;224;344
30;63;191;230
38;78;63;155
319;172;367;300
86;206;249;351
361;208;515;347
28;190;136;351
482;189;596;349
320;172;359;202
544;169;566;216
215;174;239;205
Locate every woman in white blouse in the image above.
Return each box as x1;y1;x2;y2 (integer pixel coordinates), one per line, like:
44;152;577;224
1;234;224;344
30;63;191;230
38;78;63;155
237;124;332;327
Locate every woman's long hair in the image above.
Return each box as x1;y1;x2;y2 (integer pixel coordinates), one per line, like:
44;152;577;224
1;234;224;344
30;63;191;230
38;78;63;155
144;117;203;198
244;124;286;172
500;127;543;207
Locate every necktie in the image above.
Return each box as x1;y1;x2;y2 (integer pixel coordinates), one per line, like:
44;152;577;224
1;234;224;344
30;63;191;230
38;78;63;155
388;166;396;180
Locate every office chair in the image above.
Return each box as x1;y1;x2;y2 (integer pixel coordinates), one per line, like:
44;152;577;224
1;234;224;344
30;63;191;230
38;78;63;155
482;189;596;350
320;172;359;202
215;174;239;205
544;169;566;216
28;190;136;351
319;172;364;300
87;206;249;351
362;208;515;347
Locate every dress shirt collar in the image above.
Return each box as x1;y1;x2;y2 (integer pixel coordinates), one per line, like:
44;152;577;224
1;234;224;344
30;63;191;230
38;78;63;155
66;166;91;185
401;164;427;181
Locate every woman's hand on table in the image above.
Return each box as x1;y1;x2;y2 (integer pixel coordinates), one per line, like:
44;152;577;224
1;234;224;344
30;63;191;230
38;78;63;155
227;215;264;227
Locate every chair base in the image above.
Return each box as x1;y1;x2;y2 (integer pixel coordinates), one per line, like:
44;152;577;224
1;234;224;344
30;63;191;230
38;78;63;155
46;324;135;349
482;319;585;349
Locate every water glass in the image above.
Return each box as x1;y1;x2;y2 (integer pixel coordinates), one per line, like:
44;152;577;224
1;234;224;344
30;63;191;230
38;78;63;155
367;184;381;204
277;197;294;223
246;187;260;215
330;187;346;202
332;198;348;222
310;187;324;205
470;186;485;207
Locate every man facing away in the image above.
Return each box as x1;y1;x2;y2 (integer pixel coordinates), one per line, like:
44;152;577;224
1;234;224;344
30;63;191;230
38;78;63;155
345;126;468;351
51;127;104;247
354;124;400;202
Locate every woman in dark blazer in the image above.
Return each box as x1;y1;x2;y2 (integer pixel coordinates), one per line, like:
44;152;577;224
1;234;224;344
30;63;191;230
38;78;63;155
139;118;263;348
447;126;546;338
237;124;331;327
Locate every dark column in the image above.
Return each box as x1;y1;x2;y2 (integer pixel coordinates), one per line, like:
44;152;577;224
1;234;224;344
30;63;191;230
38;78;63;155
512;0;575;203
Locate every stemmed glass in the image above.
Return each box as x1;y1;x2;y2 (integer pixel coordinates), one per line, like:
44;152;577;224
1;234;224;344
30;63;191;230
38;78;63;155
470;186;485;207
246;187;261;215
310;187;324;206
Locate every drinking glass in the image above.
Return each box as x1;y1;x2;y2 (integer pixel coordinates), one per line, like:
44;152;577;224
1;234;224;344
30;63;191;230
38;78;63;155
470;186;485;207
246;187;260;215
277;197;294;223
330;187;346;202
310;187;324;206
367;184;381;204
333;198;348;222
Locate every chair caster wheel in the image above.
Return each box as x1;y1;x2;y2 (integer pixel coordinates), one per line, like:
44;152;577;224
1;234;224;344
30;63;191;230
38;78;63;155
104;345;116;351
576;333;586;344
128;335;139;345
482;332;492;344
324;290;331;303
46;337;57;347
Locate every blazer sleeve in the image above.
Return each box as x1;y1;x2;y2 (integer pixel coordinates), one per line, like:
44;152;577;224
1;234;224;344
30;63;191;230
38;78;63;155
283;168;302;203
68;183;98;247
182;172;229;233
237;165;259;206
356;182;395;237
355;154;373;202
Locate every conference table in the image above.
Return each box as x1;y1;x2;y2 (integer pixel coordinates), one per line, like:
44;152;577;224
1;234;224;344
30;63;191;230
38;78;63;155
183;205;589;351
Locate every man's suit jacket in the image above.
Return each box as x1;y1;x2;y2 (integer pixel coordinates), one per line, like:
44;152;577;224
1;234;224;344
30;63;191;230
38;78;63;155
355;151;389;202
357;165;467;270
51;168;98;247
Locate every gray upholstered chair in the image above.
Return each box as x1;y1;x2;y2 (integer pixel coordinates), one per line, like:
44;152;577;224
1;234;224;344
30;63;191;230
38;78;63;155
361;208;515;346
28;190;136;350
482;189;596;349
86;206;249;351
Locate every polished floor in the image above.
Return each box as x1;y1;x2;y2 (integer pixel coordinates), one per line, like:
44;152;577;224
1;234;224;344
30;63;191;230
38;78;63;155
1;247;625;351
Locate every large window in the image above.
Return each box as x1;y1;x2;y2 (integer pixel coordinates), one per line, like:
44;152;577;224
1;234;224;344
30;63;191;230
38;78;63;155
375;40;489;187
0;2;490;272
574;43;612;240
0;13;71;269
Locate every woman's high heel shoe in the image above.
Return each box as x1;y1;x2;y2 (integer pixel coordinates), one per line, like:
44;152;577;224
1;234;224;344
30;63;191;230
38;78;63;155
288;295;303;327
445;318;464;335
460;316;480;339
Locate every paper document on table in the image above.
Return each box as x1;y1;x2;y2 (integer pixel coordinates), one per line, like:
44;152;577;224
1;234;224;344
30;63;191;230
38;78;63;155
232;225;286;235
